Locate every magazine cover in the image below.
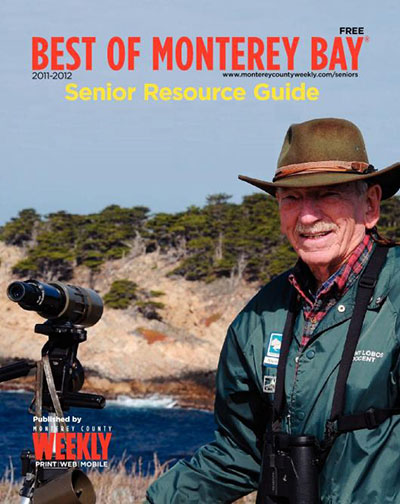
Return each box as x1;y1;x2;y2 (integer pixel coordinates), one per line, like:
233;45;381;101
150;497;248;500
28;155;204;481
1;1;399;502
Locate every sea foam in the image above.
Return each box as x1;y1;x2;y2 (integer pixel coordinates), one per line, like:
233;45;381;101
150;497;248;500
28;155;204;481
107;394;177;409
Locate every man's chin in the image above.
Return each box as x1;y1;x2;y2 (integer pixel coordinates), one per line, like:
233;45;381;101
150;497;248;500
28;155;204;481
298;249;338;269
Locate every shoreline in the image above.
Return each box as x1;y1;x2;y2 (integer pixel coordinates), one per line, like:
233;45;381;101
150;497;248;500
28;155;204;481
0;370;216;411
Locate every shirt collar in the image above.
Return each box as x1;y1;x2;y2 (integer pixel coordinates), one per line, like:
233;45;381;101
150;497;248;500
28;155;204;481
289;234;374;306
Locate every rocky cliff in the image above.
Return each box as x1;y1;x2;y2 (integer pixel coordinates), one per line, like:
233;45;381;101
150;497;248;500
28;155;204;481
0;242;259;408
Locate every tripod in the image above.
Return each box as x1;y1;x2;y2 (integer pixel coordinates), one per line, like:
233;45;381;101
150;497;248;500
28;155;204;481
0;320;106;504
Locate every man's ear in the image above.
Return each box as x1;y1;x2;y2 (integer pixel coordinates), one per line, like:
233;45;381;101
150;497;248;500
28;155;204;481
365;184;382;229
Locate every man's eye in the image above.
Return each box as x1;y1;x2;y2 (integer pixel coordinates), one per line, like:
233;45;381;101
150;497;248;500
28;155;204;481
321;192;340;198
282;194;298;201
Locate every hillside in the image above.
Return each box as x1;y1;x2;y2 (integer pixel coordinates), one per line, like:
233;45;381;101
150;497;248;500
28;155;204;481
1;193;399;407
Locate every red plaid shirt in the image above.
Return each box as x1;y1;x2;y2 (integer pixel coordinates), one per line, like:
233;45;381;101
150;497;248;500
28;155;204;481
289;234;374;348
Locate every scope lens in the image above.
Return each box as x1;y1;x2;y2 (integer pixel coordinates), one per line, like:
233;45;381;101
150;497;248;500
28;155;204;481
7;280;43;309
7;282;26;302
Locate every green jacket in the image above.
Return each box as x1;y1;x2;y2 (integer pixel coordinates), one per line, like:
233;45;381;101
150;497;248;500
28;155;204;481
146;245;400;504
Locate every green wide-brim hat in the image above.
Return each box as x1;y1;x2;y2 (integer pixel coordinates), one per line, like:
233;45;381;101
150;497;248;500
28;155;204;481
239;118;400;200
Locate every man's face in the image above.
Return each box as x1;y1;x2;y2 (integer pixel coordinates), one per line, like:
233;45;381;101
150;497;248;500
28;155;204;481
276;182;382;281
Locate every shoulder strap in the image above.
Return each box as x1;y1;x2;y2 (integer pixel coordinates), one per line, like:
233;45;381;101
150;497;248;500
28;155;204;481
329;245;389;423
273;289;297;423
272;245;393;436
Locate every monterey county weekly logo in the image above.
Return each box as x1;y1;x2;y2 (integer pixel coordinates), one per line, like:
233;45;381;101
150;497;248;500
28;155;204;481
32;414;112;469
263;332;283;367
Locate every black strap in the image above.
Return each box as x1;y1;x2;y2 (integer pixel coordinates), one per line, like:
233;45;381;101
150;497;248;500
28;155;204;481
329;245;389;423
337;407;400;431
272;245;391;436
273;290;297;422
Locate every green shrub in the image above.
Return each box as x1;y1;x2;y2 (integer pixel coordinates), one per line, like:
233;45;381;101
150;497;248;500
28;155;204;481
0;208;41;246
103;280;138;309
149;290;165;297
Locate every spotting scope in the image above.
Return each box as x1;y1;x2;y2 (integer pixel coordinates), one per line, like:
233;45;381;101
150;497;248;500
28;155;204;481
7;280;103;328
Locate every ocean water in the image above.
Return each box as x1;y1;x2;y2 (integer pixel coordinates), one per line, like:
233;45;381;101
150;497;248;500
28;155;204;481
0;391;216;476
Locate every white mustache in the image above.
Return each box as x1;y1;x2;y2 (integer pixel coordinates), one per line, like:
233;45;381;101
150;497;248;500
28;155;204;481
295;222;337;234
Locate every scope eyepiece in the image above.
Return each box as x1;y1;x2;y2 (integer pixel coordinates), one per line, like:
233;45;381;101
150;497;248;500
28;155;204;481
7;280;103;328
7;282;27;302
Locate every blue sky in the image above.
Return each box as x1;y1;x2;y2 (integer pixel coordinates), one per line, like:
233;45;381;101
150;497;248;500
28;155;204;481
0;0;399;224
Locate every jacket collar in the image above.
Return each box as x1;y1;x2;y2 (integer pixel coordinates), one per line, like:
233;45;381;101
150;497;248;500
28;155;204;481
310;244;395;337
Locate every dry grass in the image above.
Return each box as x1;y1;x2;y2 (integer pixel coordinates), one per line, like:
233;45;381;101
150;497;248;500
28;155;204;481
0;456;257;503
87;454;168;503
0;464;19;503
236;493;257;503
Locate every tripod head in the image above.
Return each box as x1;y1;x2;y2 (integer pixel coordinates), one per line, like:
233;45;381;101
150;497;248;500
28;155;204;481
35;320;105;411
3;279;105;411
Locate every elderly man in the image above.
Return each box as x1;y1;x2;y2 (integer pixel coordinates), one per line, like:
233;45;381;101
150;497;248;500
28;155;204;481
146;118;400;503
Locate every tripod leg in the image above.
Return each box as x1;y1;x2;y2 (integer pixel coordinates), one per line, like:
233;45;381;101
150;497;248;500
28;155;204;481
19;449;36;503
19;471;35;504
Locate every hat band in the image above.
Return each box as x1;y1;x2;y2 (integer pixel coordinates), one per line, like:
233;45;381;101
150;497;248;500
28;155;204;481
273;161;375;181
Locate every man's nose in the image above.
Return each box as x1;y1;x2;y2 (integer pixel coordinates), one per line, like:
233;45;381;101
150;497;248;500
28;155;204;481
297;197;323;224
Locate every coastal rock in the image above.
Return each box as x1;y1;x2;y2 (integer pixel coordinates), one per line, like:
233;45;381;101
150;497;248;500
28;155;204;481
0;243;258;400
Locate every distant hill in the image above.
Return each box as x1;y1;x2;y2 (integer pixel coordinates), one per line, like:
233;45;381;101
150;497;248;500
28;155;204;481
0;193;300;286
1;193;399;406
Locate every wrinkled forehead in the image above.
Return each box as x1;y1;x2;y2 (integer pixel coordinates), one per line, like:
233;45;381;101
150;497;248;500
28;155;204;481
276;181;363;197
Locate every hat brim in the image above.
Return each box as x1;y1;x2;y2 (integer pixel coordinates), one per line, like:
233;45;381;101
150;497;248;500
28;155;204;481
239;162;400;200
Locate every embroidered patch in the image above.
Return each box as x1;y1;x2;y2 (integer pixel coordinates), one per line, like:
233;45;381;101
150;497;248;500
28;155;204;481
263;375;277;394
263;332;283;367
